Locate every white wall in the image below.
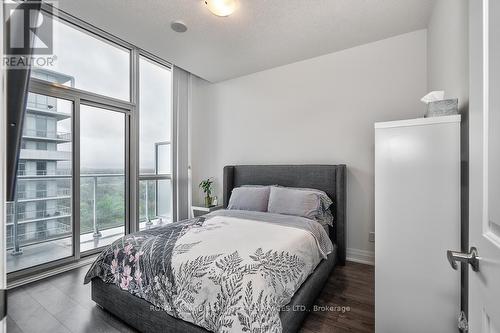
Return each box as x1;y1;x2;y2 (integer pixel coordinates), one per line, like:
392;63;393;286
427;0;469;163
427;0;469;113
190;30;428;262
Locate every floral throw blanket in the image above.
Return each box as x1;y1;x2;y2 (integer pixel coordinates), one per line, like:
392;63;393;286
84;210;333;333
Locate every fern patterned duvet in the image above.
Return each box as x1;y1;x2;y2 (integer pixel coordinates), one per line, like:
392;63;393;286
84;210;333;333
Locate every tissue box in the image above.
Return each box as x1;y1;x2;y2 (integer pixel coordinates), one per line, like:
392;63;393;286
425;99;458;117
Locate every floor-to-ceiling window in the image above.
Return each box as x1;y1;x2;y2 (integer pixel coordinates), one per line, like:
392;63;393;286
138;56;173;230
7;7;173;277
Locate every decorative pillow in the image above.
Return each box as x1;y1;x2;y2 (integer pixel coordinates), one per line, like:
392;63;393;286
227;186;271;212
268;186;334;227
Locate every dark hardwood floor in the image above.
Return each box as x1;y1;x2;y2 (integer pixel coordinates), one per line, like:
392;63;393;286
7;262;374;333
299;262;374;333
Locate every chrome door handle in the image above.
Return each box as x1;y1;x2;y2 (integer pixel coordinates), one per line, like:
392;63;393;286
447;247;480;272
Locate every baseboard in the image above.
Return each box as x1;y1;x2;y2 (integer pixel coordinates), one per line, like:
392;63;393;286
346;248;375;266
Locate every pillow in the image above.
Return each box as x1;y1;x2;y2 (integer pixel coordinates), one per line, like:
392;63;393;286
268;186;334;226
291;187;334;227
227;186;271;212
268;186;319;219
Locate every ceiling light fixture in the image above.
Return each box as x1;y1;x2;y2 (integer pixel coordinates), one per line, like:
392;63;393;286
204;0;237;17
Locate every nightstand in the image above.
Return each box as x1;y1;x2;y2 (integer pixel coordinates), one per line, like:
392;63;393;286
191;205;223;217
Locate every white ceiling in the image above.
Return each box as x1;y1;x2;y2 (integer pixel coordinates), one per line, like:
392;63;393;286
55;0;436;82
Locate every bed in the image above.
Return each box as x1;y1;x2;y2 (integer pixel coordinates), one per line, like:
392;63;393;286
86;164;346;333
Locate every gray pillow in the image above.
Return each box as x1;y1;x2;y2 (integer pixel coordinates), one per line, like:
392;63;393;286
227;186;270;212
268;186;334;227
268;186;322;219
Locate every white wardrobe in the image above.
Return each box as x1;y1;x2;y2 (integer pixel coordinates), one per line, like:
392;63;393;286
375;115;461;332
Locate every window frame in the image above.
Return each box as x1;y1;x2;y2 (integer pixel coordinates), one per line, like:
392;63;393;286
7;4;175;283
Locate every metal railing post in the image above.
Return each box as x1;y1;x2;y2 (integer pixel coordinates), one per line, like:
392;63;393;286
11;200;23;255
92;176;102;238
145;181;152;226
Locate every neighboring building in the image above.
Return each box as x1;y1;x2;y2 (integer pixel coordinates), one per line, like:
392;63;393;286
7;69;74;252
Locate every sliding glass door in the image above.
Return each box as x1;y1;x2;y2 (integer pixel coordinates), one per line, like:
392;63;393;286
80;105;126;252
7;91;132;275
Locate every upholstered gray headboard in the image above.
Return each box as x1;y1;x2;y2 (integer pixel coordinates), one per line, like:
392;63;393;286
223;165;347;265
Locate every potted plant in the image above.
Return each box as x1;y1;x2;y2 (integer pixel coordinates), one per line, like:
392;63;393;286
199;178;214;207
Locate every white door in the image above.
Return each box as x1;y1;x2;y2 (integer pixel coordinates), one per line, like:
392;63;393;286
468;0;500;331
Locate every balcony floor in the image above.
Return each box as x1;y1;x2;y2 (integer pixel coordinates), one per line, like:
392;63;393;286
7;226;125;273
80;226;125;253
7;238;72;273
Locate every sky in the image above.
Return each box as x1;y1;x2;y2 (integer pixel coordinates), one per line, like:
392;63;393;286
34;14;172;172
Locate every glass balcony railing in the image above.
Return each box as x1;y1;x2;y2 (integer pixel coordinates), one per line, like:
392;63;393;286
17;169;72;176
19;149;72;161
22;129;72;141
80;174;125;237
26;102;71;116
6;205;71;224
8;174;172;255
6;199;71;251
6;220;71;250
139;178;172;230
17;188;71;200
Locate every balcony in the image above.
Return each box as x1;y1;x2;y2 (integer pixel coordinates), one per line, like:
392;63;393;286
26;104;72;120
19;148;72;161
22;129;72;142
7;174;172;273
17;188;72;202
17;169;72;177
